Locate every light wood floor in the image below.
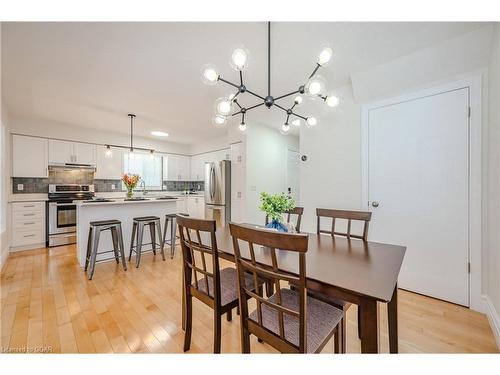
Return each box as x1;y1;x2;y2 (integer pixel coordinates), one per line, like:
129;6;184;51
1;244;498;353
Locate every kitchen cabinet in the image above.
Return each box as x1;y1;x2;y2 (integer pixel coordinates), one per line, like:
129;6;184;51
187;196;205;218
48;139;96;165
12;135;48;178
189;148;230;181
11;201;46;249
163;154;190;181
95;146;123;180
176;197;188;213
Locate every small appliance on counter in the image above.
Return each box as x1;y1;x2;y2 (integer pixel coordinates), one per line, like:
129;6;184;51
204;160;231;226
47;184;95;247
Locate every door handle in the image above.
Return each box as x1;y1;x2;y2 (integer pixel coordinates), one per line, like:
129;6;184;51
371;201;379;208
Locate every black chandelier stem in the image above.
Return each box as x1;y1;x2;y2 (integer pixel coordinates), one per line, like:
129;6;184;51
293;112;308;121
128;113;136;150
218;77;240;89
241;112;245;124
246;102;265;111
246;88;266;101
240;71;243;86
234;99;242;109
309;63;321;79
268;21;271;97
274;103;289;113
274;89;300;101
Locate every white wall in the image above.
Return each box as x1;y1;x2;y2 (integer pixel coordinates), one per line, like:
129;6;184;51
7;115;190;155
486;24;500;346
244;122;299;225
1;22;10;270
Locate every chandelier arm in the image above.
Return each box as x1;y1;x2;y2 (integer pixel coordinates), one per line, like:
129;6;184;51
246;102;266;111
308;63;321;79
274;90;300;101
232;91;241;102
241;112;246;124
292;112;308;121
218;77;240;89
285;114;290;124
246;89;266;101
240;71;243;86
274;103;289;113
234;100;242;109
231;110;243;116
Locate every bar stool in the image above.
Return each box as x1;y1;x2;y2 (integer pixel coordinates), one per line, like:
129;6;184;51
84;219;127;280
162;213;189;259
129;216;165;268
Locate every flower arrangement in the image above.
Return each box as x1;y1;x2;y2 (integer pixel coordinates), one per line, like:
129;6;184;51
259;192;295;232
122;173;140;199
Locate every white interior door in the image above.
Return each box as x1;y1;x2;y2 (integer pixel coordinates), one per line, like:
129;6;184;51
286;150;300;204
367;87;469;306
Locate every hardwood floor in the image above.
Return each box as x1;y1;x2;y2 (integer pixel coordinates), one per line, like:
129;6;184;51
1;244;498;353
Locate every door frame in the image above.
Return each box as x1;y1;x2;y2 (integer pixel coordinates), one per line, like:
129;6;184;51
285;148;300;204
360;75;483;312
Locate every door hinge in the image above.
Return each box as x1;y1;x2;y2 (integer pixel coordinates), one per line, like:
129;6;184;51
468;107;471;118
468;262;471;273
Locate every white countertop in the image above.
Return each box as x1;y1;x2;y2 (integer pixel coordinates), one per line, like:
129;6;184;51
76;197;179;206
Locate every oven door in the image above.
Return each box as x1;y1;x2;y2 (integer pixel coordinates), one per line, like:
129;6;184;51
49;202;76;235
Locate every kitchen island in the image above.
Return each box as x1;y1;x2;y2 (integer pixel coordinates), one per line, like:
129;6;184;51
75;198;178;267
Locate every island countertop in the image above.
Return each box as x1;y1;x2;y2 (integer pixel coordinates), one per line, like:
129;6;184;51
76;198;178;267
75;197;180;206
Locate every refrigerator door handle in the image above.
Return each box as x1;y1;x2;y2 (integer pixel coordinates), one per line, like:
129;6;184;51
210;165;216;199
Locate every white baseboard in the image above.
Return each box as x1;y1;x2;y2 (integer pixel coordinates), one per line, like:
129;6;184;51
0;244;9;272
483;294;500;349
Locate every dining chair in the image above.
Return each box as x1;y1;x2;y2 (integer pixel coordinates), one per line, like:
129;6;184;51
229;223;344;353
177;215;264;353
314;208;372;352
265;206;305;233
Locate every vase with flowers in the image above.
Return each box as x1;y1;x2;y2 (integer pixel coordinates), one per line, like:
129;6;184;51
122;174;140;199
259;192;295;232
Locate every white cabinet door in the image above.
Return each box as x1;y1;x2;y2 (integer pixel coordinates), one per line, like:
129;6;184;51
164;155;179;180
73;142;96;165
48;139;73;164
196;196;205;218
176;197;187;213
95;145;123;179
178;156;190;180
187;196;205;218
190;154;204;181
12;135;48;178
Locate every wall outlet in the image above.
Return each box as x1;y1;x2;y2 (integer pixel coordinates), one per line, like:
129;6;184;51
197;184;201;190
237;191;242;198
250;185;257;192
17;184;24;191
111;184;116;190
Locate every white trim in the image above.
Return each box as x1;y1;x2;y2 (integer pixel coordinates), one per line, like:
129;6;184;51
483;295;500;349
0;230;10;272
361;74;483;312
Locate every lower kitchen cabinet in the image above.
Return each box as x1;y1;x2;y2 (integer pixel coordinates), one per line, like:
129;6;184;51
11;201;46;249
176;197;188;214
187;196;205;218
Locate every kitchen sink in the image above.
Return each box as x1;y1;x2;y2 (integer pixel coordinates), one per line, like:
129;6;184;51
155;196;177;200
124;197;150;201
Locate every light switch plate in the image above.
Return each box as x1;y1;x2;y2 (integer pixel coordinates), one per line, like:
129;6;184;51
17;184;24;191
250;185;256;191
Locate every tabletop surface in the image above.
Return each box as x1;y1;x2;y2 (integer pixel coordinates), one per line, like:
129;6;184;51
209;224;406;302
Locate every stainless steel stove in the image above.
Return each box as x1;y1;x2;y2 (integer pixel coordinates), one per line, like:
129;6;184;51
47;184;94;247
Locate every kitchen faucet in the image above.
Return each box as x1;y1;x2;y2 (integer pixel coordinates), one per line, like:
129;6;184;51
140;180;148;195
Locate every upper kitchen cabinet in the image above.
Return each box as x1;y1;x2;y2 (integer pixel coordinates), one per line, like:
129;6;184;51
190;154;204;181
48;139;96;165
163;154;190;181
95;146;123;180
12;135;49;178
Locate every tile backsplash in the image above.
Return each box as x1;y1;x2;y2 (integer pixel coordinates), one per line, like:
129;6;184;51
163;180;204;192
12;177;48;194
94;179;123;192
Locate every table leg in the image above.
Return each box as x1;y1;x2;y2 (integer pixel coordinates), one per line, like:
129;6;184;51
359;298;379;353
388;284;398;353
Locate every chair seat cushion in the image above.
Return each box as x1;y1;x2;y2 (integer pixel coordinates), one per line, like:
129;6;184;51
249;288;344;353
192;267;264;307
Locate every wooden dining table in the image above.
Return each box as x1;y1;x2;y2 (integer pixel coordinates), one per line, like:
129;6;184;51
192;224;406;353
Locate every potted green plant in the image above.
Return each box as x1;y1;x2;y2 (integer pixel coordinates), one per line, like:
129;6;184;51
259;192;295;232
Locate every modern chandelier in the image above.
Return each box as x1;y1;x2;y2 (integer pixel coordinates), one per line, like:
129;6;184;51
202;22;340;133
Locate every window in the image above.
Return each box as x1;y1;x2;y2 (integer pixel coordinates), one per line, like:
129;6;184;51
123;152;163;190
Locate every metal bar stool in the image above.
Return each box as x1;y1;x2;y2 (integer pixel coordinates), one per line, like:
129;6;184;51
84;219;127;280
162;213;188;259
129;216;165;268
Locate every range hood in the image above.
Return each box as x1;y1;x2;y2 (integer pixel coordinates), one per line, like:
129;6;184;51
48;163;96;172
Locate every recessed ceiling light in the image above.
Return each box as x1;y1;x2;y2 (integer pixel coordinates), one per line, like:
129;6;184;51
151;131;169;137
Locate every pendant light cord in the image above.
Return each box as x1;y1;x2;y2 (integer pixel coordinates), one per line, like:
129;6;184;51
267;21;271;97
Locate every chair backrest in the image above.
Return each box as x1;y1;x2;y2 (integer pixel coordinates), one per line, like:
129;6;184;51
176;215;221;308
316;208;372;241
265;206;305;232
229;223;309;353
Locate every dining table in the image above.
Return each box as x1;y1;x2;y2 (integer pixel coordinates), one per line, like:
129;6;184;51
192;223;406;354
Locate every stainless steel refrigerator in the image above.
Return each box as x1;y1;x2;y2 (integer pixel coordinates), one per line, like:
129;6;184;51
204;160;231;226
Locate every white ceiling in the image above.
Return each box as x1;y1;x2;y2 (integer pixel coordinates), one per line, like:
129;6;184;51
1;22;489;145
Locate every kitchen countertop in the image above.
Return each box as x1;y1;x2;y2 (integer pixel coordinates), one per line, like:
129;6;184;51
76;197;179;206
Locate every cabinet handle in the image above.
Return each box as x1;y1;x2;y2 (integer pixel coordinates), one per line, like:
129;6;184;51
23;205;35;208
23;234;35;238
23;213;35;216
24;222;36;225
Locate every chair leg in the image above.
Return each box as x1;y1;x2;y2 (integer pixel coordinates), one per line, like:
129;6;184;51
129;222;137;262
136;223;144;268
236;306;240;315
111;227;120;264
149;223;156;255
214;311;222;353
162;216;169;256
341;315;347;353
241;321;250;354
357;305;362;339
88;229;101;280
84;226;93;272
116;224;127;271
183;295;193;352
265;280;274;297
170;218;176;259
256;286;264;343
227;309;232;322
334;325;340;354
156;219;166;261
